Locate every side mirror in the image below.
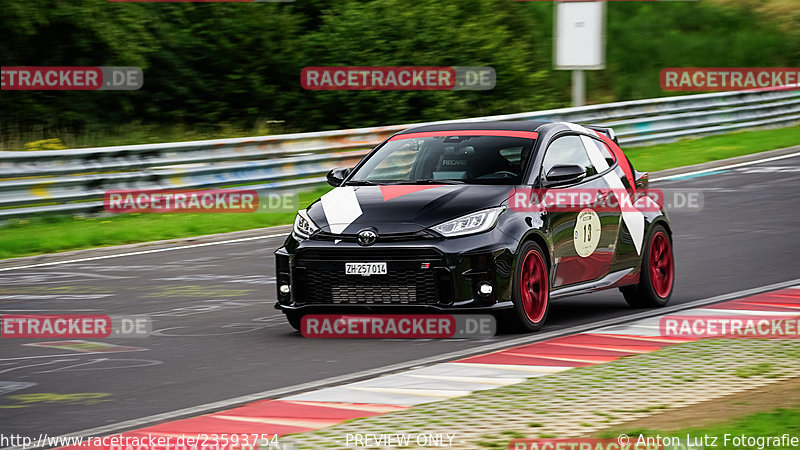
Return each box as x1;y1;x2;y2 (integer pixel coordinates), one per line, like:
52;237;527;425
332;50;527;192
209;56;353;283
543;165;586;187
326;167;351;187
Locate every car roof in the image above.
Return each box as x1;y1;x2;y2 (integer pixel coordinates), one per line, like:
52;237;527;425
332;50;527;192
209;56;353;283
396;120;550;135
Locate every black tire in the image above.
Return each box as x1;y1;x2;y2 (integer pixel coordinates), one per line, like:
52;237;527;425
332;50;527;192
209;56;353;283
285;312;303;331
499;240;550;333
621;224;674;308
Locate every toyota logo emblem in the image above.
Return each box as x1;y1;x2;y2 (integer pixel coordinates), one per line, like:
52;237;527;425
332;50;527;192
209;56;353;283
357;229;378;246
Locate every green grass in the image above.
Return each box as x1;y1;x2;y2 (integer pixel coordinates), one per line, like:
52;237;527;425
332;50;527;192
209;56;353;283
625;125;800;172
1;125;797;260
602;406;800;449
735;363;774;378
0;187;330;260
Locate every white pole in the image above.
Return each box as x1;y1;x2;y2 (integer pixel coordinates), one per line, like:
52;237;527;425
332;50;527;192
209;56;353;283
572;69;585;107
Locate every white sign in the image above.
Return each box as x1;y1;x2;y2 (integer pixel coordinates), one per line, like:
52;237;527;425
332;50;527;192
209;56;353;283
555;1;606;70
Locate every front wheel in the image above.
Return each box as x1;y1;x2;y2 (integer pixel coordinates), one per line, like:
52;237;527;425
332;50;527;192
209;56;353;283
621;224;674;308
501;241;550;333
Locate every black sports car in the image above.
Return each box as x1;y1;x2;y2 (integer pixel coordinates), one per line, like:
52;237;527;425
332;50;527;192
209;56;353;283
274;121;674;333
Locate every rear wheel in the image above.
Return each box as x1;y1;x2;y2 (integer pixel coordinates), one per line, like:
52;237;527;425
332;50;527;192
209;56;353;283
621;224;674;308
501;241;550;333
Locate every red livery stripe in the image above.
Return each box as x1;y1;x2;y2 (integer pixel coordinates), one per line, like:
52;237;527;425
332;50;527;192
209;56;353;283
389;130;538;141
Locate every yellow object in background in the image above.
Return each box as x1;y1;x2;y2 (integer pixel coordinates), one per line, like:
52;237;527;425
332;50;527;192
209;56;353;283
23;138;66;151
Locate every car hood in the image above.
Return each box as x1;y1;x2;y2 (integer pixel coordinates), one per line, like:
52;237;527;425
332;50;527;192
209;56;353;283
306;185;514;235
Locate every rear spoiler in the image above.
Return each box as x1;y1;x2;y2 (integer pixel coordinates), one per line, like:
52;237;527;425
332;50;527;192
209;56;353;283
585;125;619;146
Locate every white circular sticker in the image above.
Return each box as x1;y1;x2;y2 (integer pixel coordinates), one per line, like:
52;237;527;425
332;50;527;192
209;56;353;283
574;209;601;257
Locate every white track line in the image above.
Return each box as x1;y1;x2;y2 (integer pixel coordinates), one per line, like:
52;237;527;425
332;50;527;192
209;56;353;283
40;277;800;442
0;233;289;273
651;151;800;182
0;350;147;361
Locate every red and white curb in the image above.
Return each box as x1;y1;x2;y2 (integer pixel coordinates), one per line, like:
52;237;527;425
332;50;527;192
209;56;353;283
62;285;800;448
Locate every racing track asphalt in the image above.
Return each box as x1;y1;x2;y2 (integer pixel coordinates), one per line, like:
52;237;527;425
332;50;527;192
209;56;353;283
0;152;798;437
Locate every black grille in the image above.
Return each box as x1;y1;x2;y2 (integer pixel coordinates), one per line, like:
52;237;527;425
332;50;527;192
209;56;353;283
305;270;438;304
293;248;449;305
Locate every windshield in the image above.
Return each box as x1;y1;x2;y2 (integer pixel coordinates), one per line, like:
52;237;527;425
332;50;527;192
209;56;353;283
348;132;536;185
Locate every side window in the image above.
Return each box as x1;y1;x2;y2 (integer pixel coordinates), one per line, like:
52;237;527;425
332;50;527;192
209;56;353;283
588;138;616;167
541;135;597;180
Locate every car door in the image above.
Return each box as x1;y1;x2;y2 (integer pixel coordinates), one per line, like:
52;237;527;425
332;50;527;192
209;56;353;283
539;134;620;288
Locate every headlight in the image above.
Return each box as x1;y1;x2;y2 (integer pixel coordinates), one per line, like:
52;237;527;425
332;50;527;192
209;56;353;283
430;207;505;237
293;209;319;240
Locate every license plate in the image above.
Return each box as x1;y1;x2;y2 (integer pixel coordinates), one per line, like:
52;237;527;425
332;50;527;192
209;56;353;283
345;262;387;276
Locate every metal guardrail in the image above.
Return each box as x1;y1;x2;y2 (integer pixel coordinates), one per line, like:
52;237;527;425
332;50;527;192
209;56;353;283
1;88;798;219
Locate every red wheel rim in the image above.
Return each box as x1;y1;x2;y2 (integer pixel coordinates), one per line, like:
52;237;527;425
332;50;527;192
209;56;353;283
649;231;674;298
520;249;548;323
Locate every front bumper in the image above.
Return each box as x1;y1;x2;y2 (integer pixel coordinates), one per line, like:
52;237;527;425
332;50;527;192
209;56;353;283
275;302;515;314
274;227;518;313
